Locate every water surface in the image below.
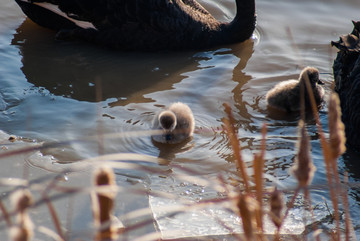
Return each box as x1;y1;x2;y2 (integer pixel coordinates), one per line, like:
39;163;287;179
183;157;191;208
0;0;360;239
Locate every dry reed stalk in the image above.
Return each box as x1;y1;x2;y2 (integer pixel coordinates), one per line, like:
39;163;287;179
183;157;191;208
328;93;346;160
253;123;267;236
327;92;347;240
341;172;357;241
290;120;316;188
10;189;34;241
290;119;322;241
304;188;322;241
269;187;284;240
327;93;346;206
42;195;64;241
303;75;343;239
237;194;257;241
92;166;118;241
37;226;64;241
223;103;250;193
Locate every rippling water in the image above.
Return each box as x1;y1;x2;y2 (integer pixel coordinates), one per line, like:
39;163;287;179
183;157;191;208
1;0;360;239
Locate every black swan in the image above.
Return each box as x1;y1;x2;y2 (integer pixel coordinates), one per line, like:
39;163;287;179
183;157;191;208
332;21;360;149
14;0;256;50
265;67;325;112
152;102;195;144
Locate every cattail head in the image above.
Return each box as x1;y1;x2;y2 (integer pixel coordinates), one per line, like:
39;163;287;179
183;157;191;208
10;190;33;241
11;189;32;214
237;194;258;240
269;188;284;229
328;93;346;159
93;166;117;240
95;166;116;188
291;120;316;187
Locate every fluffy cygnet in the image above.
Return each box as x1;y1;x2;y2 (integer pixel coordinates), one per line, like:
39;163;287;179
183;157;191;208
152;102;195;144
265;67;325;112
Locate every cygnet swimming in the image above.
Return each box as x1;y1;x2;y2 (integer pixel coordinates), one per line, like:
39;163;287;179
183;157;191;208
152;102;195;144
265;67;325;112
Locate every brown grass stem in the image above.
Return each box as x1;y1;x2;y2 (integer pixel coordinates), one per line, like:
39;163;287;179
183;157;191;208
38;226;65;241
282;187;300;226
237;194;256;241
223;103;250;193
304;189;321;241
341;172;356;241
42;194;64;241
0;199;12;227
253;123;267;236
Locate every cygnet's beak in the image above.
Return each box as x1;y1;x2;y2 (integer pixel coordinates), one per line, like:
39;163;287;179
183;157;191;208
317;79;325;85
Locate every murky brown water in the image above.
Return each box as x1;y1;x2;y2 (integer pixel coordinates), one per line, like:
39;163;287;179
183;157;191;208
1;0;360;239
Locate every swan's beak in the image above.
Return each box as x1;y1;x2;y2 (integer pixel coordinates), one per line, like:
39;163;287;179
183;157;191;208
317;79;325;85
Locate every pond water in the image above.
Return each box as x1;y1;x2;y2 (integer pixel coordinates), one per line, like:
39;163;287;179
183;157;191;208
0;0;360;240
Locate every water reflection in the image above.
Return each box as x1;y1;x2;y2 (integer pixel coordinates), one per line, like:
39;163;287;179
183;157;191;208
342;150;360;202
12;19;258;105
152;138;195;162
11;19;205;103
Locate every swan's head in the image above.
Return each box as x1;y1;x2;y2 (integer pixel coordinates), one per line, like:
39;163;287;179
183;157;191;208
300;67;324;87
158;111;177;131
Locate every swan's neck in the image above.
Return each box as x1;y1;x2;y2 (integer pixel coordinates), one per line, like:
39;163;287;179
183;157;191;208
220;0;256;44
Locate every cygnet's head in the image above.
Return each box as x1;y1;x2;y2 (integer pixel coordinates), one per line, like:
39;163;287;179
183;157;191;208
158;111;177;131
300;67;325;87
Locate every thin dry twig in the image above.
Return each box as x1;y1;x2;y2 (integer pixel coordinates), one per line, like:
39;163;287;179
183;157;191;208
223;103;250;193
269;187;284;241
42;195;64;241
0;199;12;227
253;123;267;236
237;194;257;241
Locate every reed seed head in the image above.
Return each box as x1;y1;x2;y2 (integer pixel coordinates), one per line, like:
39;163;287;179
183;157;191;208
93;166;117;240
10;190;33;241
291;120;316;187
95;166;116;187
11;189;32;214
328;93;346;159
269;188;284;229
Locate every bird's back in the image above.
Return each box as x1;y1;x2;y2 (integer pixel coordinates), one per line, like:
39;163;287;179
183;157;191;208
15;0;255;50
266;80;299;112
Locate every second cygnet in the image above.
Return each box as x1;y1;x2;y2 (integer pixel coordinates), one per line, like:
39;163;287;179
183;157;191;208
152;102;195;144
266;66;325;112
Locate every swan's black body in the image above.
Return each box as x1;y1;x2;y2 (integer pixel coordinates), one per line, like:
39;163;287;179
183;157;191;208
15;0;256;50
332;21;360;149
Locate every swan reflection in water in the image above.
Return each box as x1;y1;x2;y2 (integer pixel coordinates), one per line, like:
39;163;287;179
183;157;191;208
11;19;203;103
